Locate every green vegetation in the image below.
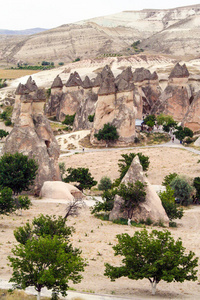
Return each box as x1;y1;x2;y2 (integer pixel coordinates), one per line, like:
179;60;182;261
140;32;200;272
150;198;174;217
64;167;97;191
0;78;7;89
162;173;178;187
170;175;194;205
98;176;112;191
92;189;116;214
62;114;76;126
0;129;9;139
156;114;177;132
118;153;149;181
0;187;31;215
88;114;95;122
174;126;193;142
159;186;184;222
143;114;156;128
94;123;119;143
116;181;146;219
105;229;198;295
73;57;81;62
0;152;38;195
131;40;144;53
8;215;86;300
193;177;200;202
0;106;13;126
59;162;66;181
12;61;55;70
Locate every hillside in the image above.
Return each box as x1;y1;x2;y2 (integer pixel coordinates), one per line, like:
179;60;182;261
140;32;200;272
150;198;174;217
0;4;200;65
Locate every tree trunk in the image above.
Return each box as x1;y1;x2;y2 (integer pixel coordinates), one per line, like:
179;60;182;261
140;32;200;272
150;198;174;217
150;281;157;295
37;291;41;300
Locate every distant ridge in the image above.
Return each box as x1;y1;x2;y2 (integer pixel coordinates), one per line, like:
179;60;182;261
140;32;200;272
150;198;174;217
0;28;48;35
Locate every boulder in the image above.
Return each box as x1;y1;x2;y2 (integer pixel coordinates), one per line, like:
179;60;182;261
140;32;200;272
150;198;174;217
109;156;169;226
40;181;83;201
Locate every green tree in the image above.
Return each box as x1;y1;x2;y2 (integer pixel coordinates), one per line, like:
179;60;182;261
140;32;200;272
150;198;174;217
92;189;116;214
162;173;178;186
170;175;194;205
116;181;146;219
9;215;85;300
0;152;38;195
156;114;177;132
0;129;9;139
0;187;15;214
94;123;119;143
193;177;200;202
105;229;198;295
98;176;112;191
64;167;97;191
143;114;156;128
62;114;76;126
159;186;184;222
174;126;193;141
118;153;149;181
88;114;95;122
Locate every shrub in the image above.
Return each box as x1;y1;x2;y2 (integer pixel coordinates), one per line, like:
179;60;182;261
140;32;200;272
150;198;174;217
94;123;119;143
62;114;76;126
159;186;184;221
64;167;97;191
170;175;194;205
162;173;178;186
88;114;95;122
98;176;112;191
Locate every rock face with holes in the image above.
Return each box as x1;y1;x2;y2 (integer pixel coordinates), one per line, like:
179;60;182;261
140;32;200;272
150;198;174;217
182;90;200;131
151;63;192;121
109;155;169;226
3;77;61;195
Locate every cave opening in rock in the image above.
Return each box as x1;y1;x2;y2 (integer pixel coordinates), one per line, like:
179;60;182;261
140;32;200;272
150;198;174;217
45;140;50;148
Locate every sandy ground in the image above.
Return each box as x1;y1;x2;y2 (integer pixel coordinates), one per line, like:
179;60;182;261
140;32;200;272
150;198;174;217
0;145;200;299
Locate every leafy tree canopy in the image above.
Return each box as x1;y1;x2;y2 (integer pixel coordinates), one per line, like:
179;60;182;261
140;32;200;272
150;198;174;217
64;167;97;191
105;229;198;295
98;176;112;191
159;186;184;221
174;126;193;141
94;123;119;142
170;175;194;205
117;181;146;219
0;129;9;139
62;114;76;126
162;173;178;187
143;115;156;128
0;152;38;195
9;215;85;300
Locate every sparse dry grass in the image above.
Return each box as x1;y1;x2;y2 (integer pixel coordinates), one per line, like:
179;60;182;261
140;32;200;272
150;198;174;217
0;69;41;79
0;289;49;300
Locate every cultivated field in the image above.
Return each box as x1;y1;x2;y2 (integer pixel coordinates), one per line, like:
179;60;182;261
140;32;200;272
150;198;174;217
0;69;41;79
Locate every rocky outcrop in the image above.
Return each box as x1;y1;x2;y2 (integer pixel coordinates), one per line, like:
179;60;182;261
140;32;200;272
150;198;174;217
40;181;83;201
56;72;84;122
132;68;161;118
182;91;200;131
45;75;63;117
90;66;136;146
3;77;61;195
152;63;192;121
109;156;169;226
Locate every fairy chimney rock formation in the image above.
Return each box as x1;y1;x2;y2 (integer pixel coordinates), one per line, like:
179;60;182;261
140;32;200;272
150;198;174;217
3;77;61;195
51;75;63;89
57;71;83;121
109;156;169;226
98;65;116;95
169;63;190;79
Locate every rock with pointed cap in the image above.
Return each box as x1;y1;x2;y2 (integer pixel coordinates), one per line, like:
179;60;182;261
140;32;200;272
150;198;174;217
51;75;63;88
109;155;169;226
132;67;152;82
98;65;116;95
169;63;189;78
65;71;83;87
115;67;134;92
82;75;93;88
